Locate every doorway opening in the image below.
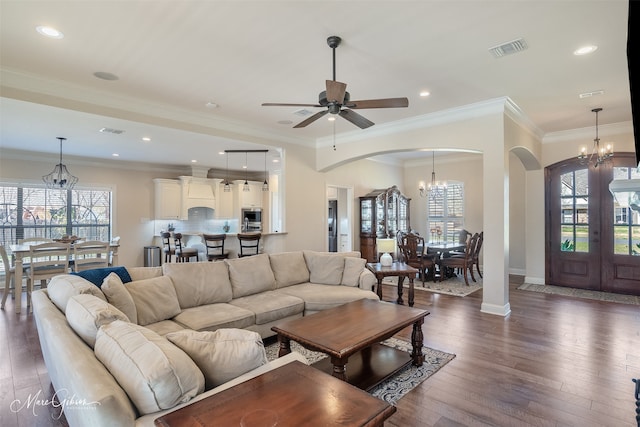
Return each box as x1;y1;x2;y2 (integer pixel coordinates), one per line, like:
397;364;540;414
327;185;353;252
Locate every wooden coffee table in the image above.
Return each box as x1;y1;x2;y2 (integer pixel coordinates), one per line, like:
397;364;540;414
271;299;429;391
366;261;420;306
154;361;395;427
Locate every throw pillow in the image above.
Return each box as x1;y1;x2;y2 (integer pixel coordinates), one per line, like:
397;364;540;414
341;257;367;287
47;274;107;312
125;276;181;326
95;320;204;415
166;328;267;390
70;266;132;287
303;251;345;285
101;272;138;323
65;294;129;348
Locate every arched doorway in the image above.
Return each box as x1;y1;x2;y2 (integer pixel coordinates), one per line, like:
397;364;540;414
545;152;640;295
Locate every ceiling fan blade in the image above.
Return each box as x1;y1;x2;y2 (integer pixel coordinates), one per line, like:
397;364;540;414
262;102;322;107
339;109;375;129
326;80;347;104
293;110;329;128
346;97;409;109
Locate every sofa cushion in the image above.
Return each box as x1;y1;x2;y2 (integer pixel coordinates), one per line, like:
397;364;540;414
125;276;181;326
173;303;255;332
341;257;366;287
127;266;163;281
101;272;138;323
276;283;380;312
65;294;129;348
144;320;186;336
94;320;204;415
163;261;233;308
303;251;346;285
225;254;276;298
47;274;107;312
229;291;304;325
166;329;267;390
70;266;132;287
268;251;310;288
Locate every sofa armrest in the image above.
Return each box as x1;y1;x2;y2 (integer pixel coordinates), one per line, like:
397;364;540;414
358;268;377;292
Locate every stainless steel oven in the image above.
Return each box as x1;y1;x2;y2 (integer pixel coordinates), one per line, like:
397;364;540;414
241;208;262;232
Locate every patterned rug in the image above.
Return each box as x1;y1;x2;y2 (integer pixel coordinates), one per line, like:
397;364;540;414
382;274;482;297
264;337;455;405
518;283;640;305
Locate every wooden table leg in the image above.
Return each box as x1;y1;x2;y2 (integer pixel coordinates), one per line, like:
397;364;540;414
331;357;348;381
396;276;404;305
277;335;291;357
376;276;383;300
408;275;415;307
410;318;424;366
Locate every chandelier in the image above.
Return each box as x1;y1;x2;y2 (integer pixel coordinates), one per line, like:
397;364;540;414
578;107;613;167
419;151;447;199
42;137;78;190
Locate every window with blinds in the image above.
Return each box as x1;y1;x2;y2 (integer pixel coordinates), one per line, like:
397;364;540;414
427;181;464;243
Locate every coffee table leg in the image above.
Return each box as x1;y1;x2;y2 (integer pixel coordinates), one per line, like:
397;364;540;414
277;335;291;357
376;277;383;300
396;276;404;305
331;357;348;381
410;318;424;366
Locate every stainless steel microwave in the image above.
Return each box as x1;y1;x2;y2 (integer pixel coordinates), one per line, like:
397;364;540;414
241;208;262;231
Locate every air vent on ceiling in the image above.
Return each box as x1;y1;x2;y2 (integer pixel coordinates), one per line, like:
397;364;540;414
99;127;125;134
293;109;315;117
488;38;528;58
579;90;604;99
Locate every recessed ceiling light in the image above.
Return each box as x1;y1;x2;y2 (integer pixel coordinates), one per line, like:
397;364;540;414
205;102;218;108
191;160;197;163
142;137;151;142
420;91;430;97
218;151;225;155
94;71;119;81
36;26;64;39
112;153;119;157
574;45;598;56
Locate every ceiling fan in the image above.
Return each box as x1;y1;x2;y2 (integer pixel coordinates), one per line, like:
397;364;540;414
262;36;409;129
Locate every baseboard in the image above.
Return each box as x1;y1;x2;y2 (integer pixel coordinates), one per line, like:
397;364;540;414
509;268;526;276
524;276;545;285
480;302;511;316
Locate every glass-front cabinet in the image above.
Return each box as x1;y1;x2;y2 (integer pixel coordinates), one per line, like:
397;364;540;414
359;185;411;262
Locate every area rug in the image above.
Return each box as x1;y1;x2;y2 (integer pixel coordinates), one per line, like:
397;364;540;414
518;283;640;305
382;274;482;297
264;338;455;405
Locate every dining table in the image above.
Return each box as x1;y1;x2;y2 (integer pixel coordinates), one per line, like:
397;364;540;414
423;242;466;280
8;241;119;314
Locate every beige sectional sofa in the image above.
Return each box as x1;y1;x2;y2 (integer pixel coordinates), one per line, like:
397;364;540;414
32;250;379;427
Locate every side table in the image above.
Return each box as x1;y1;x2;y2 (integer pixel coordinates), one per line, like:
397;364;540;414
366;261;419;307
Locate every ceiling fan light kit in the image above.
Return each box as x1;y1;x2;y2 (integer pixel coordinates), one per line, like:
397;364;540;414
262;35;409;129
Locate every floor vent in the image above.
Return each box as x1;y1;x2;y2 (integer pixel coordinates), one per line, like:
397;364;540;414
488;38;528;58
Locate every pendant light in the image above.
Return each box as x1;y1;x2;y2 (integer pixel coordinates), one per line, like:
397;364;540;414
243;151;250;192
42;137;78;190
223;151;231;192
262;151;269;191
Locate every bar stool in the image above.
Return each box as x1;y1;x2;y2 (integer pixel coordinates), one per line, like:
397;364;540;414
237;233;261;257
161;232;175;263
173;233;198;262
202;233;230;261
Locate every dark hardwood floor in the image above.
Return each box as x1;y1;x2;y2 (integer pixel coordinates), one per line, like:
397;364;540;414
1;277;639;427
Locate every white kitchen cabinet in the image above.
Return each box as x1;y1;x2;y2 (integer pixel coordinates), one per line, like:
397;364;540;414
153;179;182;219
216;181;235;218
233;180;264;209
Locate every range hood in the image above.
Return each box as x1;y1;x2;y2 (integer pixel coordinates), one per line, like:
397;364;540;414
179;175;216;212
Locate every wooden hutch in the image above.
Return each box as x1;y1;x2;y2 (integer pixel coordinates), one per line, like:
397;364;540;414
359;185;411;262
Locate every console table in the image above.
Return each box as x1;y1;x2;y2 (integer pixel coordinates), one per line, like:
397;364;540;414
366;261;419;307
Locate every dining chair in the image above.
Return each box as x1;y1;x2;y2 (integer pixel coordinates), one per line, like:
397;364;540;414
237;233;261;257
0;245;23;310
173;233;198;262
161;232;175;263
469;231;483;279
399;232;436;284
25;242;71;310
73;240;110;272
202;233;230;261
437;233;479;286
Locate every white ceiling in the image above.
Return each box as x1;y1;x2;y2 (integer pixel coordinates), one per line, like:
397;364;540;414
0;0;632;173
